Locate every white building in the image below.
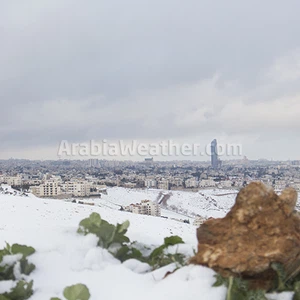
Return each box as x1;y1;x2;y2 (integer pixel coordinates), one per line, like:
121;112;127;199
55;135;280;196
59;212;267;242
29;186;41;197
140;200;161;216
30;179;97;198
125;200;161;217
193;216;207;227
169;178;183;187
185;178;199;188
157;179;169;190
218;180;233;188
199;179;216;188
124;182;136;188
1;175;23;186
144;179;157;188
31;180;61;197
61;181;91;197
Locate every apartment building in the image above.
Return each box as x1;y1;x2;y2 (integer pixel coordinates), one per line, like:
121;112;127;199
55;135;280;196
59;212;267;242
199;179;216;188
61;181;91;197
125;200;161;217
144;179;157;188
185;178;199;188
169;177;184;187
31;180;61;197
157;179;169;190
30;179;96;198
1;175;23;186
124;182;136;188
218;180;233;188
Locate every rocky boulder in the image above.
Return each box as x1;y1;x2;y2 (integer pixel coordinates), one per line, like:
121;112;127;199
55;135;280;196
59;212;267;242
191;182;300;289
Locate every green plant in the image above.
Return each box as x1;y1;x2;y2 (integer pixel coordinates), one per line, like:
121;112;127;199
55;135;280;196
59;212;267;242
293;282;300;300
212;262;300;300
114;244;144;262
77;212;130;248
1;281;34;300
0;243;35;300
77;213;187;270
271;262;289;291
50;283;90;300
213;275;267;300
147;236;185;269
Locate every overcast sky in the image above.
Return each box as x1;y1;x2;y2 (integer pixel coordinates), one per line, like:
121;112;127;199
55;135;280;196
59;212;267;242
1;0;300;161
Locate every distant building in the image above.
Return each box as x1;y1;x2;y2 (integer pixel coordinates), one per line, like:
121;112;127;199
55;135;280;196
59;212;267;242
145;179;157;188
199;179;216;188
144;157;153;162
193;216;207;227
30;179;94;198
157;179;169;190
125;200;161;217
211;139;218;169
218;180;233;188
31;180;61;197
169;177;183;187
185;178;199;188
124;182;136;188
2;175;22;186
61;181;91;197
88;159;99;168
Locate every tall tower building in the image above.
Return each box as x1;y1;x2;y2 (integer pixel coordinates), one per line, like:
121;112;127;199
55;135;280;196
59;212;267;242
211;139;218;169
88;159;99;168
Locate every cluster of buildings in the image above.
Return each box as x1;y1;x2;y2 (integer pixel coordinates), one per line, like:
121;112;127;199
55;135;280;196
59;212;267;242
0;173;106;198
144;178;170;190
29;180;101;198
1;155;300;196
2;157;300;228
123;200;161;217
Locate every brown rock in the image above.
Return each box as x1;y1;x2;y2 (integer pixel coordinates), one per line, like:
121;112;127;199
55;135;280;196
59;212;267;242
191;182;300;289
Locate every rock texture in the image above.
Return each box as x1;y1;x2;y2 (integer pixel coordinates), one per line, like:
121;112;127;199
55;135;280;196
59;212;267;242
191;182;300;289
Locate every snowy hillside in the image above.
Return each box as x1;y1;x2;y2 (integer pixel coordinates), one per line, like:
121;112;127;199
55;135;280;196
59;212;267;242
0;191;229;300
99;187;237;219
0;188;294;299
99;186;300;219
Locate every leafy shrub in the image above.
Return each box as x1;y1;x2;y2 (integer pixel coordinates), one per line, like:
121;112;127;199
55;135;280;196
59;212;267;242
0;243;35;300
77;212;130;248
213;275;267;300
147;236;185;269
213;262;300;300
77;212;187;270
0;281;34;300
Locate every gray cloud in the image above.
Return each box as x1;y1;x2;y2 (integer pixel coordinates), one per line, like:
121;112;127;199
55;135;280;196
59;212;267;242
1;0;300;160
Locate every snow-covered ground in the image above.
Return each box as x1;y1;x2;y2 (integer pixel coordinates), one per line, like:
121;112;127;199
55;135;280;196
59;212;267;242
98;187;237;219
0;189;229;299
99;186;300;219
0;186;294;299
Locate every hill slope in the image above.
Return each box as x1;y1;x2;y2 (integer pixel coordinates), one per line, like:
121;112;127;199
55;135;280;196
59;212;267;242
0;192;228;300
0;189;293;300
